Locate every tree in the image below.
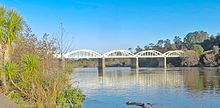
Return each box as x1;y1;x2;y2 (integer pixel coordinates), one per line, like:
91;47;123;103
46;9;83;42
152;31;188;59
0;6;6;63
169;44;177;50
173;36;182;44
144;45;150;50
128;48;132;52
193;44;204;56
3;8;23;63
215;34;220;46
0;6;23;88
215;53;220;66
148;43;154;49
212;45;219;55
182;50;200;66
184;31;209;44
156;40;164;48
55;23;74;69
173;36;182;49
164;39;171;50
135;45;142;53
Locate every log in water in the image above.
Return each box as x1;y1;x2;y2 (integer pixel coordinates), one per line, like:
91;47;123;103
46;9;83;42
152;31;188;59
126;101;145;108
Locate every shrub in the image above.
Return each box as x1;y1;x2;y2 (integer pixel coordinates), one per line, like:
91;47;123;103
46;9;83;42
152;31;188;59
57;86;85;108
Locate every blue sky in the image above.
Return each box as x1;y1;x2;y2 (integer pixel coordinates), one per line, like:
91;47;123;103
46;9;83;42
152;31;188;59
1;0;220;52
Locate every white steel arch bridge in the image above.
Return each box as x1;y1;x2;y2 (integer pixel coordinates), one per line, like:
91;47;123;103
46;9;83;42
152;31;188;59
61;49;184;69
63;49;184;59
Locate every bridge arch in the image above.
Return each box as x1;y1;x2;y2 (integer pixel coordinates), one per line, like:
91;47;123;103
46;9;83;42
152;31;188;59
103;50;135;58
64;49;102;59
136;50;163;58
164;50;184;57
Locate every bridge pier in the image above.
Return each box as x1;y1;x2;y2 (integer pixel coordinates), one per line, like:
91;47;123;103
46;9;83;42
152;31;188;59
98;58;105;75
164;57;167;69
158;57;167;69
130;57;139;69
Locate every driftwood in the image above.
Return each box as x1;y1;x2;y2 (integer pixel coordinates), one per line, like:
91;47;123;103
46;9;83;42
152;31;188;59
126;101;153;108
126;101;145;108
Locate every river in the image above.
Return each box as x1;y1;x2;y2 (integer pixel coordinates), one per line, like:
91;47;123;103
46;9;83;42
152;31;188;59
72;67;220;108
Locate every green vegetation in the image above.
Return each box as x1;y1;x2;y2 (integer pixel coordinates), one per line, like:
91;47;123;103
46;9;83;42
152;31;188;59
134;31;220;67
193;44;204;56
57;87;85;108
0;5;84;108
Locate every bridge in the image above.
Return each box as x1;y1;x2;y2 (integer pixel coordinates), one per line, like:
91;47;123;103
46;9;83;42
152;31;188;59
62;49;184;70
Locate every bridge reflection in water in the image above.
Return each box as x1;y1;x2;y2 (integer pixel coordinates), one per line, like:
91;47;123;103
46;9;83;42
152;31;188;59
96;68;183;89
74;67;220;93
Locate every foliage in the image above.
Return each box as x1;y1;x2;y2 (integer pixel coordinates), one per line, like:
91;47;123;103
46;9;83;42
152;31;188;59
5;9;23;46
173;36;182;49
0;5;6;42
128;48;132;52
215;54;220;65
192;44;204;55
2;35;85;107
202;53;217;66
0;5;23;63
212;45;219;55
182;50;200;66
164;39;171;50
4;61;16;79
133;30;220;66
57;86;85;108
135;45;142;53
23;54;39;74
0;6;84;108
156;40;164;48
184;31;209;44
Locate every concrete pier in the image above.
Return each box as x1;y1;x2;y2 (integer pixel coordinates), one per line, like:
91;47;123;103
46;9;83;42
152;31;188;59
98;58;105;69
164;57;167;69
131;57;139;69
98;58;105;76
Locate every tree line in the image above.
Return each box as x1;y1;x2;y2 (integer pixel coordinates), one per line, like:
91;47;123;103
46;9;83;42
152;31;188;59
132;31;220;67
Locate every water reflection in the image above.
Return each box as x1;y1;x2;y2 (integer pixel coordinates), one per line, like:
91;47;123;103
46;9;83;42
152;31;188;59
73;67;220;108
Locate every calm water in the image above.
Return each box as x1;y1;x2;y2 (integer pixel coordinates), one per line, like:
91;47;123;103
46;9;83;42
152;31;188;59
72;67;220;108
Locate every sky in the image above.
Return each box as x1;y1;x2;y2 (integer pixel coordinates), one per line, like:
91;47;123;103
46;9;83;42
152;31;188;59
1;0;220;52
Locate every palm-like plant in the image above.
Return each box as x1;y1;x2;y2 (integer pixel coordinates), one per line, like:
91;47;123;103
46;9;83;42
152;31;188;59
4;9;23;62
0;6;6;42
0;6;6;87
0;6;23;63
0;5;23;88
6;9;23;45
